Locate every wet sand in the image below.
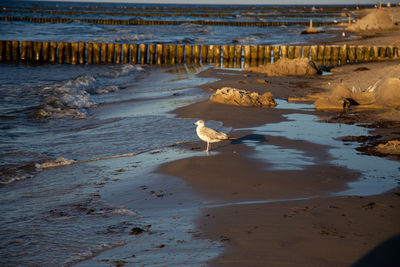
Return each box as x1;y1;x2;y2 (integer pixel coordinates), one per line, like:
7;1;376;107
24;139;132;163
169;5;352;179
158;54;400;266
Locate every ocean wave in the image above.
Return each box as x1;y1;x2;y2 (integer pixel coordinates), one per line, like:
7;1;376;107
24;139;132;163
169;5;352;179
94;85;119;95
233;36;259;44
178;23;214;35
93;33;155;43
35;157;76;169
35;75;96;119
0;172;34;185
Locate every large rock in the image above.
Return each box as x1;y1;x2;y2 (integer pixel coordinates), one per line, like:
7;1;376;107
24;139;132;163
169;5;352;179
246;58;320;77
210;87;277;108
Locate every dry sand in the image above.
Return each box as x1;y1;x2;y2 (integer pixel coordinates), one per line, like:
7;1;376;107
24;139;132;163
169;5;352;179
157;7;400;266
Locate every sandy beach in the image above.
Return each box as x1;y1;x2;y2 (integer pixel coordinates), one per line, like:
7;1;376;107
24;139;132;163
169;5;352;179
158;7;400;266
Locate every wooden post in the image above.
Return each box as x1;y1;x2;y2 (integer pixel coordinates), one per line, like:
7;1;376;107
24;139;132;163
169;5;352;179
71;42;78;64
123;43;129;64
222;45;229;63
272;46;280;62
257;45;264;65
93;43;101;64
177;44;184;63
201;45;208;63
156;44;163;65
58;42;64;64
387;46;393;58
280;45;288;58
235;45;242;67
86;43;93;64
317;45;324;64
107;43;115;63
250;45;257;66
115;44;122;64
207;45;214;63
324;45;332;65
310;45;318;61
163;44;169;64
244;45;251;63
0;40;5;61
33;41;42;62
78;42;85;64
294;46;302;59
288;46;295;59
339;45;347;64
348;45;356;63
394;46;399;59
139;43;147;64
331;45;339;65
264;46;271;64
169;44;176;64
229;45;235;63
6;40;12;61
130;44;138;64
185;44;192;64
101;43;107;63
41;42;49;62
302;46;310;59
364;46;371;62
193;45;200;64
148;44;156;64
214;45;221;66
12;40;19;61
355;46;363;62
49;42;57;64
20;41;28;62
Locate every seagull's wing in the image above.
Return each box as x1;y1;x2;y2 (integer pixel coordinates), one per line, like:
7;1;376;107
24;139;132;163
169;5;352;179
200;126;229;140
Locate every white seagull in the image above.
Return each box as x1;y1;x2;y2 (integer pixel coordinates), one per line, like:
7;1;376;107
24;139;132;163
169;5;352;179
193;120;235;152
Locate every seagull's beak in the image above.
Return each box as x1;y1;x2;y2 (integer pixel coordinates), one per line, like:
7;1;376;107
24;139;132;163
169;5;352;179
193;122;197;126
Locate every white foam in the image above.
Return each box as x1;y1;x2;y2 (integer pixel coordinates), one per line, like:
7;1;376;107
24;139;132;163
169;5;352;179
35;157;76;169
111;208;137;216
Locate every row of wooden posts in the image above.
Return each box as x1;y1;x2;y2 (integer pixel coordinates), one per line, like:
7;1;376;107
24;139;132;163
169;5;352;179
1;40;399;67
0;9;337;18
0;16;334;27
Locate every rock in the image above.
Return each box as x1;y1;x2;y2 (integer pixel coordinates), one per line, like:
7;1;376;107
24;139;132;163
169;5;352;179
210;87;277;108
129;227;145;235
314;86;353;110
375;140;400;154
246;58;320;77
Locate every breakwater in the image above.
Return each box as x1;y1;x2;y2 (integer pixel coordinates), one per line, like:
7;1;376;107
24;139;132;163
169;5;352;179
0;16;334;27
1;40;399;67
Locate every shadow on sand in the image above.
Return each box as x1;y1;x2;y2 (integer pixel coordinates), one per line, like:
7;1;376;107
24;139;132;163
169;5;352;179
231;134;268;145
352;235;400;267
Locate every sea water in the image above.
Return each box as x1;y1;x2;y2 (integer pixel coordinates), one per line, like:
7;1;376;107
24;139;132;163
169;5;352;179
0;2;385;265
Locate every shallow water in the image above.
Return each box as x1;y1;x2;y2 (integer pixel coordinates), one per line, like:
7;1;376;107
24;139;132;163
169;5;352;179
241;99;400;197
0;62;222;265
0;1;358;45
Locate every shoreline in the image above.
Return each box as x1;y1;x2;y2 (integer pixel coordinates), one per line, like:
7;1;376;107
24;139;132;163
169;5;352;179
157;8;400;264
157;65;400;265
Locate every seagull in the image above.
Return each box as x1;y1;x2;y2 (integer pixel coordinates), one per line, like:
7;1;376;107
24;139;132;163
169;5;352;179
193;120;235;152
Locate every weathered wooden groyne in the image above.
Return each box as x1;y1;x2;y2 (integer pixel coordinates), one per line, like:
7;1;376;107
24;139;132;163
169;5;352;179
1;40;399;67
0;16;334;27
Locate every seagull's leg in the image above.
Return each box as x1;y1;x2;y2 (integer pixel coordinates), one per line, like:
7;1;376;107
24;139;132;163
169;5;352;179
206;142;210;152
